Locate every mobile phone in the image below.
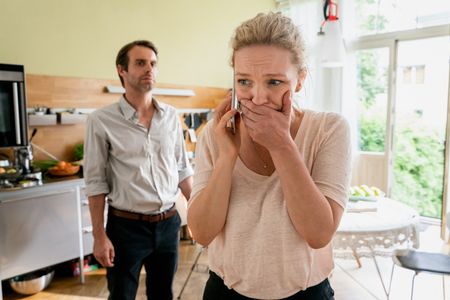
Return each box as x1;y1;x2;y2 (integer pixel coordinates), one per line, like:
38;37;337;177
230;72;240;134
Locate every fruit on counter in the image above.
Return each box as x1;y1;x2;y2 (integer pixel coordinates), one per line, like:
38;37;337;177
350;185;385;197
56;161;67;169
0;167;18;175
55;161;73;170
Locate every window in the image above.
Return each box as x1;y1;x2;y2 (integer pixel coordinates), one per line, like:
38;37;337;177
392;37;449;218
347;2;450;219
354;0;450;36
279;0;450;220
356;48;389;152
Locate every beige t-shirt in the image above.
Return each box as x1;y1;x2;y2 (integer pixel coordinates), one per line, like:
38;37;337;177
189;109;352;299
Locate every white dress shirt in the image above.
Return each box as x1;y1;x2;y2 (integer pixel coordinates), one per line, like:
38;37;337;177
84;96;193;214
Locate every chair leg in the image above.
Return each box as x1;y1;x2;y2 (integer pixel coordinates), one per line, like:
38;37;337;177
369;251;389;298
177;247;204;299
410;272;417;300
442;275;446;300
387;263;395;297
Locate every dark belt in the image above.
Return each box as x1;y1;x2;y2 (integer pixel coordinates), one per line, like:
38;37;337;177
108;205;177;223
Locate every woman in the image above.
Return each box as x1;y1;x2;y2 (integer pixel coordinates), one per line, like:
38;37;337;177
187;12;352;300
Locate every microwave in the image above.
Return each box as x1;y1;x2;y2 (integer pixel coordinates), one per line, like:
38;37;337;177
0;64;28;148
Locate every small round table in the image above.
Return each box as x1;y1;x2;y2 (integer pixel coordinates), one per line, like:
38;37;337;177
333;197;420;297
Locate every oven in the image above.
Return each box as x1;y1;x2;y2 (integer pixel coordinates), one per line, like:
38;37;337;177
0;63;28;148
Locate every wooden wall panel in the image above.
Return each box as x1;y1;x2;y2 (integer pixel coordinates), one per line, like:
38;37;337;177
26;74;227;109
25;74;227;161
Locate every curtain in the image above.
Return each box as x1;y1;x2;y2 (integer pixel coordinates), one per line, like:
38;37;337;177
279;0;358;148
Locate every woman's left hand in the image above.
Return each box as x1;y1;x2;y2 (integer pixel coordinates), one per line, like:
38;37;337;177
239;90;292;151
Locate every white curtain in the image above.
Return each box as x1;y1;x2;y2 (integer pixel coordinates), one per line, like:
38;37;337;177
279;0;358;150
279;0;323;110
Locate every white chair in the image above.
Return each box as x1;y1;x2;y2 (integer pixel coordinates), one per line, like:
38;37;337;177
177;245;207;299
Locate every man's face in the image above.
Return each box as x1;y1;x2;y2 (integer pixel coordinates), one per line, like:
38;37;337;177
118;46;158;93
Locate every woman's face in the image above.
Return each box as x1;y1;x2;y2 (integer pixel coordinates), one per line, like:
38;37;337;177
234;45;303;111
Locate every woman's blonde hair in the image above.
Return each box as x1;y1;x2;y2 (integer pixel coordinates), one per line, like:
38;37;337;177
230;12;306;72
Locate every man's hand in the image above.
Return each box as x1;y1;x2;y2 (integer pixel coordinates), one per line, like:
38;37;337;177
93;233;115;267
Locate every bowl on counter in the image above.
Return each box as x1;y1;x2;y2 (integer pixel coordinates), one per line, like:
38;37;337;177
9;269;54;295
48;164;80;176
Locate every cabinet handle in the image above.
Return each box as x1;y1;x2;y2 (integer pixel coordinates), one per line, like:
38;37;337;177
0;188;76;204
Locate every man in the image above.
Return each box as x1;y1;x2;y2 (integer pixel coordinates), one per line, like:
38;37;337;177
84;40;193;300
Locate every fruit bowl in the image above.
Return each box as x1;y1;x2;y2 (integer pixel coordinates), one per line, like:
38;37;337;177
349;185;385;202
48;164;80;176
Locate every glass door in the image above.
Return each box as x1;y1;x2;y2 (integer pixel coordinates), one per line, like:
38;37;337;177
391;36;450;219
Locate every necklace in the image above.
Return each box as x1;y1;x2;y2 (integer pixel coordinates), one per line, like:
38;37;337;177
251;141;270;169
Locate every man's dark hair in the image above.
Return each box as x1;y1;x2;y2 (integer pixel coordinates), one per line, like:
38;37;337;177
116;40;158;86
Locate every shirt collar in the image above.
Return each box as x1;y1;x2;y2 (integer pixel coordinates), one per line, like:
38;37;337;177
119;95;166;121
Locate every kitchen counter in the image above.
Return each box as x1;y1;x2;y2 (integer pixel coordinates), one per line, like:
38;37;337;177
0;176;89;300
0;175;84;200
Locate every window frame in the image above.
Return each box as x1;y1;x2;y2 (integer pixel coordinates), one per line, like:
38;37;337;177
346;24;450;236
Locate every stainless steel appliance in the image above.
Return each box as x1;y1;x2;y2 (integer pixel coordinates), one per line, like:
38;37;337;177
0;63;28;148
0;64;42;190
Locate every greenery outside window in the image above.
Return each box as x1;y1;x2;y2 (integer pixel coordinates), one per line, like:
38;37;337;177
356;48;389;152
350;0;450;220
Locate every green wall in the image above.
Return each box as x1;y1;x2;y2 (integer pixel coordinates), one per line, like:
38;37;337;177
0;0;275;88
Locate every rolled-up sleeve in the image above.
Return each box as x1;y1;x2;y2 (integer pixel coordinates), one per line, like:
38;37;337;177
84;113;110;197
174;116;194;183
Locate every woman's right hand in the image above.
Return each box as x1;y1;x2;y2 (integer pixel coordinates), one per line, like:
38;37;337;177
213;93;240;160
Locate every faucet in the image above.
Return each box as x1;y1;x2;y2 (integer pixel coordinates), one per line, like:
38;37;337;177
16;146;33;174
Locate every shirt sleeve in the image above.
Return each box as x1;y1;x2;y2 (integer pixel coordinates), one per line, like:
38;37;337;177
83;113;110;197
174;114;194;183
188;121;215;207
312;114;352;208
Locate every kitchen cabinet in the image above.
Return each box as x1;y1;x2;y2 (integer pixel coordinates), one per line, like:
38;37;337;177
0;178;89;299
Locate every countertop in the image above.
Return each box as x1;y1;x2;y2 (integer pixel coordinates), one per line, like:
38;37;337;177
0;173;84;201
